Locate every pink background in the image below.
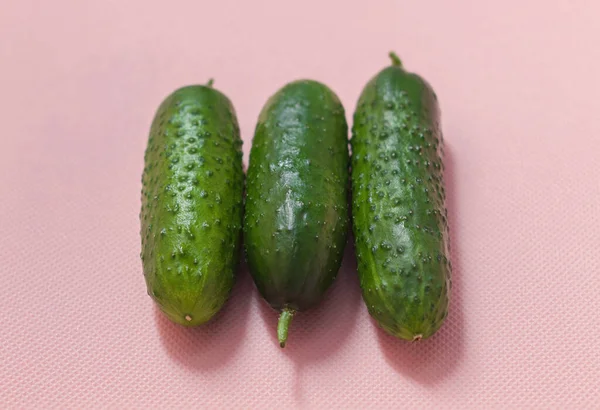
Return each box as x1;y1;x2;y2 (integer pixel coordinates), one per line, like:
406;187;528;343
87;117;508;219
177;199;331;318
1;0;599;408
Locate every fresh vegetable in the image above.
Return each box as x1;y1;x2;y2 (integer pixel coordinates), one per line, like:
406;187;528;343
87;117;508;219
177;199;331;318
351;53;451;340
244;80;350;347
140;82;244;326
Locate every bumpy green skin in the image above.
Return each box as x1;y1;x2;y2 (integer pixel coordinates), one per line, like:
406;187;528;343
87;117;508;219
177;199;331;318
351;56;451;340
140;85;244;327
244;80;349;340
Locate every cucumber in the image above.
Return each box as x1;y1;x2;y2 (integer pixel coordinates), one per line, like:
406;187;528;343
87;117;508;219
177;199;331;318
351;53;451;340
244;80;350;347
140;82;244;326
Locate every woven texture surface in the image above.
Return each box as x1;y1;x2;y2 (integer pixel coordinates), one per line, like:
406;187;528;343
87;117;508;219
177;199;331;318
1;1;600;408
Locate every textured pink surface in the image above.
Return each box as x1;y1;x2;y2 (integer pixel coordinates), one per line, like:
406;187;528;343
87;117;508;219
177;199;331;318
2;0;600;408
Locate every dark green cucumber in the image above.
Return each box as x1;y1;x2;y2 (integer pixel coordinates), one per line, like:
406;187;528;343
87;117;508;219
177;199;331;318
140;82;244;326
244;80;350;347
351;53;451;340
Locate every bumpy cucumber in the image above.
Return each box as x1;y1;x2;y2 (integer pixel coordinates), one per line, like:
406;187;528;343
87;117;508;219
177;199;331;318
244;80;349;347
351;53;451;340
140;82;244;326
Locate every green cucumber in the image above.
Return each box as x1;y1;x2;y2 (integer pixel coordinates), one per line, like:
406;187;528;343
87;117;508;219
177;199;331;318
351;53;451;340
140;82;244;326
244;80;350;347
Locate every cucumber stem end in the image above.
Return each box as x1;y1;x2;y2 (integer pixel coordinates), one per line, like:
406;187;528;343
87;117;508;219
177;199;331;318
389;52;402;67
277;308;295;348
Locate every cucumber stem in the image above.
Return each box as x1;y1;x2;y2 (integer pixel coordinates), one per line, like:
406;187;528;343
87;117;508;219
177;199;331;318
277;308;295;348
389;52;402;67
206;78;215;87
